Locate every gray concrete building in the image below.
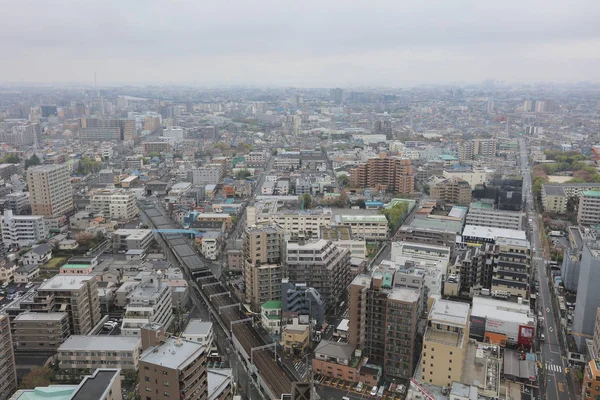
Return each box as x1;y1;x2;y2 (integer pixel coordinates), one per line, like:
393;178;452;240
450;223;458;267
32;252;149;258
573;240;600;349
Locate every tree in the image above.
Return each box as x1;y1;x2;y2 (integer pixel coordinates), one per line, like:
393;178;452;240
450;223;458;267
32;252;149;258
338;175;350;187
148;151;161;159
1;154;20;164
381;201;409;231
236;169;251;180
77;156;100;175
24;154;41;169
21;366;53;389
299;194;312;209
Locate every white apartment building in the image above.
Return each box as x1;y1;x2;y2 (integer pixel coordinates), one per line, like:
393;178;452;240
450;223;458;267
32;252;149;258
90;189;138;221
201;232;220;261
466;206;523;230
122;272;173;336
58;335;142;371
1;210;48;247
578;191;600;226
246;204;333;237
182;319;216;351
337;214;388;240
191;165;223;185
162;126;185;144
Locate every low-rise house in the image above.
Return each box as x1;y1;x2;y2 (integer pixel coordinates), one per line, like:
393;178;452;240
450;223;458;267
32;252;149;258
0;261;17;284
261;300;281;336
13;264;40;283
21;244;53;266
312;340;381;387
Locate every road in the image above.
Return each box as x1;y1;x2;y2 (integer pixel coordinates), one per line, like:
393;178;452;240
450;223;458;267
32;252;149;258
520;138;572;400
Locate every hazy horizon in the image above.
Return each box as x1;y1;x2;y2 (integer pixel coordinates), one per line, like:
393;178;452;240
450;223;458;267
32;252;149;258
2;0;600;86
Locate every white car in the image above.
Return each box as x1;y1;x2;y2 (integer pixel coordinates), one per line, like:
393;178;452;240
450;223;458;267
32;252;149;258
370;386;378;396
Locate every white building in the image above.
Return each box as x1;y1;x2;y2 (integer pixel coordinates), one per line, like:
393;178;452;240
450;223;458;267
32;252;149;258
466;205;523;231
122;271;173;336
183;319;216;351
162;126;185;144
201;232;220;261
1;210;48;247
191;165;223;185
21;244;53;266
89;189;138;221
336;214;389;240
443;169;489;190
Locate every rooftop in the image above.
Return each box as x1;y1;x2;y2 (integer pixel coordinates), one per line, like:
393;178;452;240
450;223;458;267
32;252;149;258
183;319;213;336
388;286;421;303
471;296;534;326
314;340;355;361
14;312;66;321
38;275;95;291
429;298;470;327
542;185;566;196
207;369;233;400
140;338;206;370
59;335;141;352
462;225;526;241
339;214;387;223
583;191;600;198
262;300;282;310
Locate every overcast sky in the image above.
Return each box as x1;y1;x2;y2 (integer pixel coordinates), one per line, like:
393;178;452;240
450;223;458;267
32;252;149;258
2;0;600;86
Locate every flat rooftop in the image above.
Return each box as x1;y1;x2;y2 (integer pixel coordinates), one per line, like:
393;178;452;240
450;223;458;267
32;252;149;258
14;312;66;321
184;319;213;336
462;225;526;241
387;286;421;303
113;229;152;239
38;275;95;291
71;369;120;400
59;335;141;352
471;296;534;326
140;338;205;370
429;298;470;327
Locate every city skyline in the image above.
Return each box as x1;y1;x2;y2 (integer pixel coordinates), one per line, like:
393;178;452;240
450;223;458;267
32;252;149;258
1;0;600;86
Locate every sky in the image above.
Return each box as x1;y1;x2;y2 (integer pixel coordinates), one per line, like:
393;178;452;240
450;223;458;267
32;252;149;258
1;0;600;87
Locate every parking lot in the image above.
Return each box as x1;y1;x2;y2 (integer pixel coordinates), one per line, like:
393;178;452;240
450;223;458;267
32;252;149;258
315;375;405;400
0;281;36;309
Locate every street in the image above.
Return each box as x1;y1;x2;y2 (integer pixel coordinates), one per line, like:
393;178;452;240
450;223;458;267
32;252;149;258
520;138;573;400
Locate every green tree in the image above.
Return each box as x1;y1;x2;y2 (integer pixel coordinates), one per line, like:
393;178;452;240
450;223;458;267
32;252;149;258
20;366;53;389
148;151;161;158
1;154;20;164
24;154;41;169
236;169;251;180
299;194;312;209
338;175;350;187
381;201;409;231
77;156;100;175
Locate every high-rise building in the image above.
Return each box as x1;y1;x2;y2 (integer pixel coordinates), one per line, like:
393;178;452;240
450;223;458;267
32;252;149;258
491;237;531;299
578;191;600;226
139;336;208;400
243;225;284;310
348;268;422;380
329;88;344;104
27;163;74;218
430;177;472;205
41;105;58;118
350;156;414;194
281;279;326;327
574;240;600;349
285;239;350;309
0;313;17;400
421;297;470;387
79;118;136;141
122;272;173;336
0;122;39;146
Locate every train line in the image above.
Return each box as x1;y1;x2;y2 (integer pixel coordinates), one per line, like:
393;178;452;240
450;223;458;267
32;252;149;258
139;202;293;399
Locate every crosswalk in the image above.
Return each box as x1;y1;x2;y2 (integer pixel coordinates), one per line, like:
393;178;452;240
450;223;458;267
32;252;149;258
294;360;310;380
546;363;562;373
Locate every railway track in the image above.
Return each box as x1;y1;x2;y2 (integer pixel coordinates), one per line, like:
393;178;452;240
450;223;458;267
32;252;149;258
139;202;293;399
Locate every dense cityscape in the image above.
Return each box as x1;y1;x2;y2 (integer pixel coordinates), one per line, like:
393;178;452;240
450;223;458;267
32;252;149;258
0;82;599;400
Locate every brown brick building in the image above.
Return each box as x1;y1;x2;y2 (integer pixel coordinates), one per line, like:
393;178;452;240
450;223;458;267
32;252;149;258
350;156;414;194
430;177;472;205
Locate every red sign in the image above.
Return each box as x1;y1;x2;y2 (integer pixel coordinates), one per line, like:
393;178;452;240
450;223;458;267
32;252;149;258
518;325;535;347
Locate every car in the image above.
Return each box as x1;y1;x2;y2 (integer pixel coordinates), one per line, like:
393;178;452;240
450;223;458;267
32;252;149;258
370;386;378;396
540;334;545;342
341;397;350;400
356;382;364;392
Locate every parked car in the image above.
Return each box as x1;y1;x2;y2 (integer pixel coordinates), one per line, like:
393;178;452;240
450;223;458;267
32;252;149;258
370;386;378;396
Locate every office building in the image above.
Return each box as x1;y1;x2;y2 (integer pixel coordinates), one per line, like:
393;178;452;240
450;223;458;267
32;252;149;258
286;239;350;309
0;313;17;400
139;337;208;400
113;229;154;253
142;141;172;155
58;335;142;371
350;156;414;194
574;241;600;349
3;192;30;215
281;279;326;327
578;191;600;226
466;203;523;230
90;189;138;221
348;271;422;380
243;224;284;310
79;118;136;141
430;177;472;205
421;298;470;387
122;272;173;336
330;88;344;104
583;359;600;400
1;210;48;247
191;164;224;185
491;237;531;299
12;311;70;352
27;163;74;218
11;368;122;400
470;296;535;346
